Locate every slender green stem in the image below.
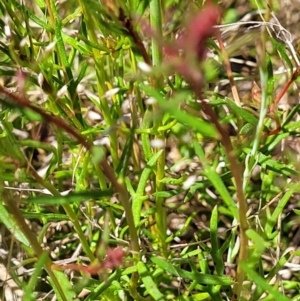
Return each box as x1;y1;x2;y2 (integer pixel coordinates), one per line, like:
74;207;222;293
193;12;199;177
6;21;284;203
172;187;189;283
243;70;269;192
57;129;63;191
150;0;167;255
150;0;163;67
238;49;268;298
141;109;153;161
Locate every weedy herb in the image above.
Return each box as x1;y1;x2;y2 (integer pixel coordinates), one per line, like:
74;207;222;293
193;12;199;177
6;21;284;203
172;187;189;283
0;1;300;300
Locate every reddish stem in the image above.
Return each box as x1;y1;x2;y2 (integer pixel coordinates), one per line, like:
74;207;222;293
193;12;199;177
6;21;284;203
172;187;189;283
274;68;299;105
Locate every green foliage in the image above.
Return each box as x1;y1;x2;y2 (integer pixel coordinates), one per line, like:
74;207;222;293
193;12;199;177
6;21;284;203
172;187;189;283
0;0;300;300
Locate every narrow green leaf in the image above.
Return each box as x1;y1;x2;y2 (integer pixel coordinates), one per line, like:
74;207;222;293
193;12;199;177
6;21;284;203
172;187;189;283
152;190;180;198
24;252;49;300
210;206;224;275
265;185;296;238
243;149;298;177
227;99;258;126
62;33;91;56
21;212;69;220
250;252;291;301
203;169;238;219
159;175;186;185
48;270;80;301
19;139;57;162
116;129;134;177
150;256;233;285
192;142;236;217
77;34;110;53
27;190;113;205
61;8;82;25
261;132;290;154
9;0;52;32
132;150;163;225
91;145;106;164
241;262;291;301
23;108;43;121
35;0;45;9
270;37;293;74
210;98;228;106
53;24;70;69
282;104;300;127
239;123;255;135
74;61;88;87
283;120;300;132
84;270;121;301
246;229;267;268
137;261;164;300
294;209;300;216
121;265;138;275
140;84;219;139
0;201;30;246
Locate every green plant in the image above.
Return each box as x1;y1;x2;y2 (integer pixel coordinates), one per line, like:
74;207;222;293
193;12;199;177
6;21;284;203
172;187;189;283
0;0;300;300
